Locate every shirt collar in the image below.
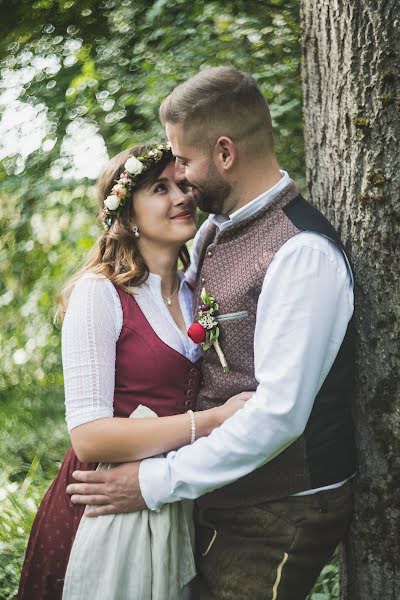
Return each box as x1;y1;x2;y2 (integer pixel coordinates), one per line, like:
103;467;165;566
211;170;291;231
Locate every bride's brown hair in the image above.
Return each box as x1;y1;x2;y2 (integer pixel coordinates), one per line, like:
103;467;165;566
56;144;190;322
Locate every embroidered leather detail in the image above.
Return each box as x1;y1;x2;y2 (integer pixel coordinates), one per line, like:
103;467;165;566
272;552;289;600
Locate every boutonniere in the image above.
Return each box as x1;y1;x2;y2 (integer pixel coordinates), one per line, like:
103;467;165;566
187;288;229;373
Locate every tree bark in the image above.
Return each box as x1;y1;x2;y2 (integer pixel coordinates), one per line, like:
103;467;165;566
300;1;400;598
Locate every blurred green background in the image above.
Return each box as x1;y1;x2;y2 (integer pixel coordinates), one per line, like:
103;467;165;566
0;1;336;598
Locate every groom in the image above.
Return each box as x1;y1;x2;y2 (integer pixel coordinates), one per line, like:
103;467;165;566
68;67;356;599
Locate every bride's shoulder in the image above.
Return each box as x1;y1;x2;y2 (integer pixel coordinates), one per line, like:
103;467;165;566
70;272;121;309
74;272;114;292
64;273;122;336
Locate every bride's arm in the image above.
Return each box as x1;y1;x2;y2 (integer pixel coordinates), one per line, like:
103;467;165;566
70;405;238;463
63;275;249;464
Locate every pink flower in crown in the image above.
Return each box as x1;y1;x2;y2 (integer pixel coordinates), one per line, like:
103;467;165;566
101;211;106;222
112;184;127;199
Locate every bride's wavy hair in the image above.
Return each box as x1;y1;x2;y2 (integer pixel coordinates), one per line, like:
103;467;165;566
56;144;190;322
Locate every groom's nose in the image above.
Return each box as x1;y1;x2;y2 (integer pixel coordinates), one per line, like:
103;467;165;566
174;159;186;180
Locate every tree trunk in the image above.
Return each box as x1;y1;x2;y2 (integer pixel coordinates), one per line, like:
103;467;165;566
300;1;400;598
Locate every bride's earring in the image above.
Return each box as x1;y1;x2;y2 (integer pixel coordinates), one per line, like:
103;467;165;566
132;225;140;238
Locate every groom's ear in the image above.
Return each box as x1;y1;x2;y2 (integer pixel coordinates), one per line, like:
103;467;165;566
214;136;237;172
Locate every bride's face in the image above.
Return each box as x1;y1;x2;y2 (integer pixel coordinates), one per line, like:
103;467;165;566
132;161;197;247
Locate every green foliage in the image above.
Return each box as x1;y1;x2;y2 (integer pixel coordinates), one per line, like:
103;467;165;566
308;558;340;600
0;0;335;597
0;426;68;600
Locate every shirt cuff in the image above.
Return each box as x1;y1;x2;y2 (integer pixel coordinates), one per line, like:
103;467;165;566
139;456;176;511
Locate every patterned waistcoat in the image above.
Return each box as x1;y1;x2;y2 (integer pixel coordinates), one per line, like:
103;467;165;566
194;182;356;508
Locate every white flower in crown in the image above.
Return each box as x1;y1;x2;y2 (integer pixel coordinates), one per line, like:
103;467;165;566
124;156;144;176
104;194;121;210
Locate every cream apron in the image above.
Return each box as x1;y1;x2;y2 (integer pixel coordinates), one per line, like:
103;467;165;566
62;406;196;600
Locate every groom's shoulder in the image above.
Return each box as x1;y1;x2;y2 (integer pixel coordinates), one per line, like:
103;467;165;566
282;193;343;249
192;214;216;252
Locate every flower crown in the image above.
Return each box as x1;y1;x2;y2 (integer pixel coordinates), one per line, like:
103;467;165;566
101;142;172;231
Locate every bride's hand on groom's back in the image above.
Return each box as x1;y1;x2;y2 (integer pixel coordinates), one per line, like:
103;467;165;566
218;391;253;422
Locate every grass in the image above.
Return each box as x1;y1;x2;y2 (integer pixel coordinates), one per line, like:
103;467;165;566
0;454;59;600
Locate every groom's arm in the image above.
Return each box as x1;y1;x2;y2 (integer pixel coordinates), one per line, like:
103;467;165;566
68;233;353;514
139;232;354;510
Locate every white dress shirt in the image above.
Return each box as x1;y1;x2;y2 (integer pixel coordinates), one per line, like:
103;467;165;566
139;172;354;510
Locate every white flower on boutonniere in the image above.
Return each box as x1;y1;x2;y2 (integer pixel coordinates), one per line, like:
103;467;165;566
124;156;144;176
104;195;121;211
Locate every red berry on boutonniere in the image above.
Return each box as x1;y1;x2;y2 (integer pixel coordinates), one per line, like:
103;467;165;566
187;288;229;373
188;322;207;344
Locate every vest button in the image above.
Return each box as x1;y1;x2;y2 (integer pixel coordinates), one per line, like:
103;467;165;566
186;389;194;397
185;399;192;408
189;368;197;376
207;251;212;257
201;277;206;284
188;378;193;386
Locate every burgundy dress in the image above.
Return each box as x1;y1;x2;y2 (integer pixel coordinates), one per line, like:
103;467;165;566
18;287;201;600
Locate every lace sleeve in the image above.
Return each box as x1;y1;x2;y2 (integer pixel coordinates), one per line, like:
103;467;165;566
62;274;123;432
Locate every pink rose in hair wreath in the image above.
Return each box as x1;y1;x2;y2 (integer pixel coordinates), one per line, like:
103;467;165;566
112;184;127;199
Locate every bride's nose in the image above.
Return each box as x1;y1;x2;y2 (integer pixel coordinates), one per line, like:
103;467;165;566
171;184;190;205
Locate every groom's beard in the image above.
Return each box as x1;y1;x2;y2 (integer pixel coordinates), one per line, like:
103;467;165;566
194;160;231;215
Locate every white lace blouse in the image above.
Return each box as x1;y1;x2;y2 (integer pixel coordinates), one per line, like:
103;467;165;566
62;272;201;432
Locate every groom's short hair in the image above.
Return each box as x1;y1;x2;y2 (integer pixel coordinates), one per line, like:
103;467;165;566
160;66;274;156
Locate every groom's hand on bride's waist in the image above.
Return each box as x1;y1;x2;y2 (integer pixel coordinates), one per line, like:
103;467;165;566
66;461;147;516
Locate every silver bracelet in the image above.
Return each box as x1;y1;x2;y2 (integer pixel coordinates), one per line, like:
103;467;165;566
187;409;196;444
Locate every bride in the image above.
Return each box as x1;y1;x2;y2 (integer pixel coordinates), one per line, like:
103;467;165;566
18;142;249;600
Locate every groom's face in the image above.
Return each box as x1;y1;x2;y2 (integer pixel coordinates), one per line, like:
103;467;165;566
166;122;231;215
